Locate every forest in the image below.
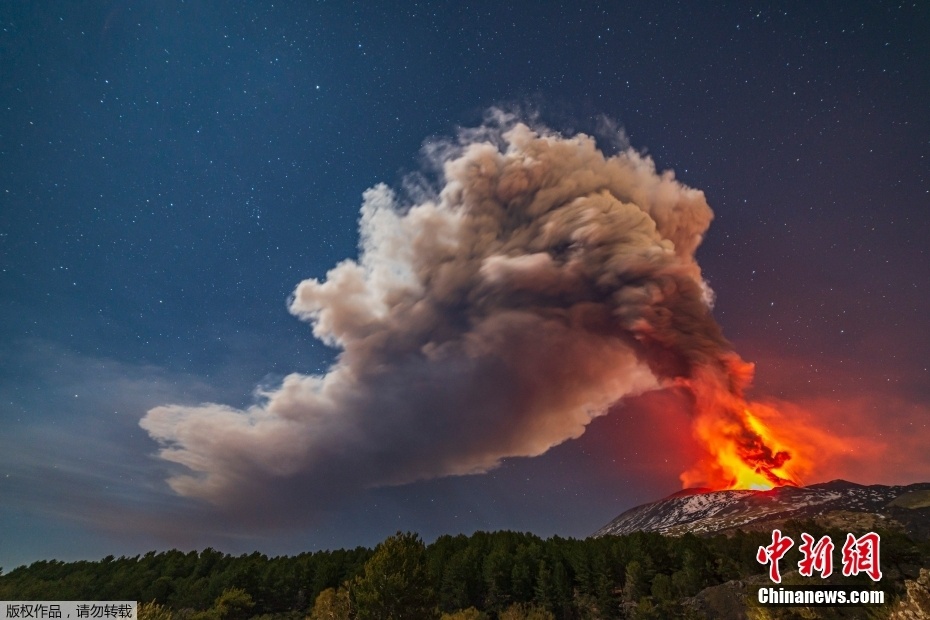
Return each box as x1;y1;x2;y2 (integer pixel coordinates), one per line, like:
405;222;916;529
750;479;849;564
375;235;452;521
1;521;926;619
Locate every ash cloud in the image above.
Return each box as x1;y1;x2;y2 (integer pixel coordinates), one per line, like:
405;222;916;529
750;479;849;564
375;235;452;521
141;112;730;519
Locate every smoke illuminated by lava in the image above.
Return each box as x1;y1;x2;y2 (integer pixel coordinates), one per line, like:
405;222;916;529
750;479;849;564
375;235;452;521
141;111;838;516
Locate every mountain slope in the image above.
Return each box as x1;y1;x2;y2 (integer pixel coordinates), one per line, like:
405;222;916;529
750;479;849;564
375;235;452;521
594;480;930;538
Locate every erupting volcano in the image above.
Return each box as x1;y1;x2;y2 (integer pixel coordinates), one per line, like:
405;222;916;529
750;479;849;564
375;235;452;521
143;114;842;516
681;362;806;492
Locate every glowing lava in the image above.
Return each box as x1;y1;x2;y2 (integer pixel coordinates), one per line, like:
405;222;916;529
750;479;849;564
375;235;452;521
694;405;803;490
680;358;808;491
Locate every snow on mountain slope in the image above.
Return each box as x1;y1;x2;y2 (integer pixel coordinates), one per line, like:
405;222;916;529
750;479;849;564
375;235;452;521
594;480;930;538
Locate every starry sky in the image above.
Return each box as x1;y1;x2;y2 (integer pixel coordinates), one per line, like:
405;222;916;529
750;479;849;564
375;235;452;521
2;1;929;570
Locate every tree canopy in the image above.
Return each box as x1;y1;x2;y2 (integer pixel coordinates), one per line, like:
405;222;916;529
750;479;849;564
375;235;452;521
2;521;923;619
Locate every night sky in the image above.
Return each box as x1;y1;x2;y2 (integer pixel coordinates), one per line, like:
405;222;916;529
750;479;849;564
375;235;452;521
2;1;929;571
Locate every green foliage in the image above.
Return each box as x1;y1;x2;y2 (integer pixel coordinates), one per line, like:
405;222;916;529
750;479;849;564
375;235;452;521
623;560;648;604
309;587;351;620
482;546;512;611
650;573;673;602
138;601;174;620
498;603;555;620
0;525;926;620
629;597;661;620
0;546;371;617
352;531;436;620
438;608;487;620
509;558;534;604
214;587;255;620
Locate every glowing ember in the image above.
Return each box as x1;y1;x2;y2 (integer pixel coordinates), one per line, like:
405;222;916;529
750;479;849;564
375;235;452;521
680;357;807;491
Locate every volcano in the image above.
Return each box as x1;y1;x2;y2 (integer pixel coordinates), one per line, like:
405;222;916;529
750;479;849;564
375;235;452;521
594;480;930;539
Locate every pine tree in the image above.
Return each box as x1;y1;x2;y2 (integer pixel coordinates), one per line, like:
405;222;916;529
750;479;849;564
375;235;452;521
352;532;436;620
309;587;351;620
623;561;647;604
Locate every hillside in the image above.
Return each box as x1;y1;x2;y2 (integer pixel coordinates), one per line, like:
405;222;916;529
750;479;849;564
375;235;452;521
594;480;930;540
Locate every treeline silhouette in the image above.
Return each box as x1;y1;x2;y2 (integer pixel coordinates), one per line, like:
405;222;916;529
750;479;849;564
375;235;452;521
1;522;925;619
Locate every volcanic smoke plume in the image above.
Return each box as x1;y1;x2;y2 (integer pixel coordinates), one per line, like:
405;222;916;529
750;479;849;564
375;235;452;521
141;113;804;517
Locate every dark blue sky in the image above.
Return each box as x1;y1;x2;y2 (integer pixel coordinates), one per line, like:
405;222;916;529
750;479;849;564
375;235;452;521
2;1;929;570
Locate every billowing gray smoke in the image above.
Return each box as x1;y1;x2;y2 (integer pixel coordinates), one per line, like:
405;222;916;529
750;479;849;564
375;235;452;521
141;113;730;517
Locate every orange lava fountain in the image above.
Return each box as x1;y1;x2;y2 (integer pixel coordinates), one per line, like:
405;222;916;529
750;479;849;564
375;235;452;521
680;357;808;491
